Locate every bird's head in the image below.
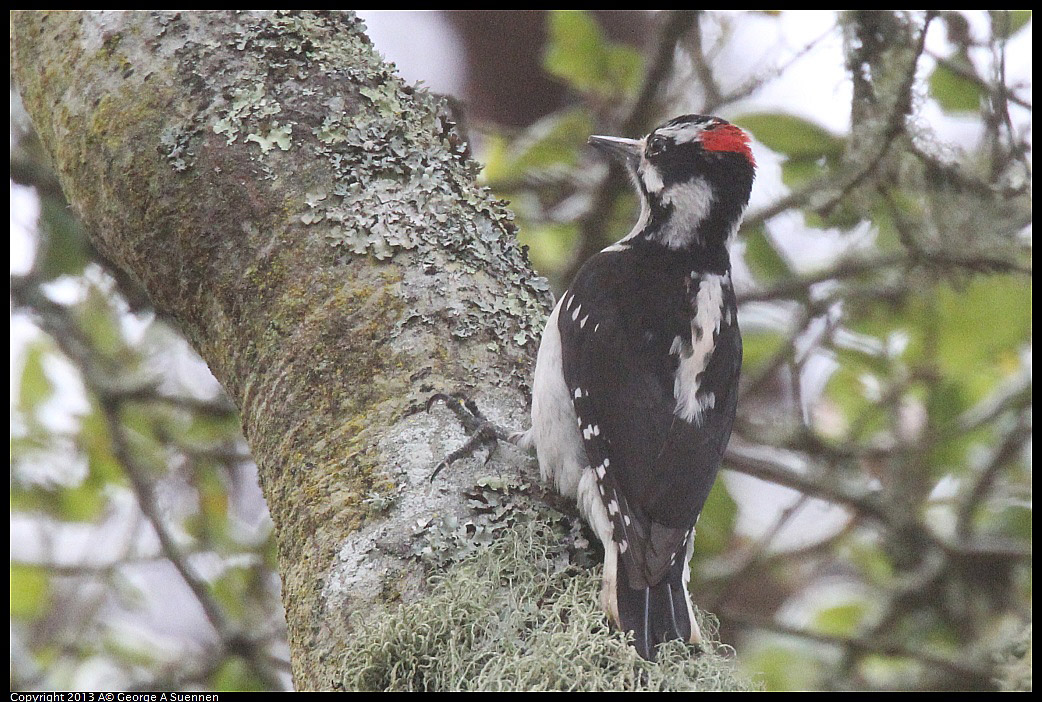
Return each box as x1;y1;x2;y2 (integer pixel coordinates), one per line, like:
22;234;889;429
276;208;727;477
589;115;756;255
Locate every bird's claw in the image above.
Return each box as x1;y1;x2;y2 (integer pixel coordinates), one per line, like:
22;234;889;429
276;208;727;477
426;393;514;482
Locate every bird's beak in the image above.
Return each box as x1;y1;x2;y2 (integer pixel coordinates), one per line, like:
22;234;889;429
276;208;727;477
588;135;642;169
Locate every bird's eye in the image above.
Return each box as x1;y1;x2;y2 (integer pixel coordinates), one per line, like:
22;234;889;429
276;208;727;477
646;135;666;157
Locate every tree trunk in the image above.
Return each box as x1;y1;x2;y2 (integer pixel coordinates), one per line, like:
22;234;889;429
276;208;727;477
12;10;548;690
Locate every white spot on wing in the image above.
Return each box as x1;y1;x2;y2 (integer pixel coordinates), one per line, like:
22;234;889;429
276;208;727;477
582;424;601;440
702;391;716;410
669;335;685;356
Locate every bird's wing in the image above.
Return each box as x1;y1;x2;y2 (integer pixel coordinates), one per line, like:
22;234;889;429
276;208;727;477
558;251;741;588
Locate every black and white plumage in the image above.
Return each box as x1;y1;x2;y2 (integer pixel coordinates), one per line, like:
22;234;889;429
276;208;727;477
519;115;755;660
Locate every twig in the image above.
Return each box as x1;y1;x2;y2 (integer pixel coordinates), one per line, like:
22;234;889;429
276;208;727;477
14;269;286;690
954;411;1032;539
736;252;908;304
723;440;888;523
722;608;995;686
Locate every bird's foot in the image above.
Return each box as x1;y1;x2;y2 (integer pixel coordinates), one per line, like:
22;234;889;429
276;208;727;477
425;393;518;482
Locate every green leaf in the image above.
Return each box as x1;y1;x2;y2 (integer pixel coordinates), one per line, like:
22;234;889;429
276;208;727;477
18;342;55;418
518;223;578;276
182;409;241;445
780;157;828;190
870;202;903;251
185;463;231;544
929;61;984;113
824;365;889;440
806;199;866;231
833;343;892;378
57;482;106;522
925;378;971;429
477;133;512;184
733;113;845;160
543;10;643;99
812;601;868;636
986;503;1032;541
844;538;895;585
101;630;160;668
692;480;738;560
913;276;1031;399
78;286;127;360
505;109;594;177
745;644;822;691
992;10;1032;39
37;197;90;280
81;407;125;486
843;274;1030;421
213;567;250;620
213;656;267;692
741;329;789;371
11;479;101;522
11;564;51;618
742;223;793;283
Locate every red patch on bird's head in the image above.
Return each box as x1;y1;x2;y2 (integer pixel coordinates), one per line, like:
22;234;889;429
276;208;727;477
700;125;755;167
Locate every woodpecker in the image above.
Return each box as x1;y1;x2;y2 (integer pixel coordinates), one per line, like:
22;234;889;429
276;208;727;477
518;114;755;660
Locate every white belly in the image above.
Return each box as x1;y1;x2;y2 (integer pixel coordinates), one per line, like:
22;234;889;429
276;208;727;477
527;295;620;623
529;298;587;499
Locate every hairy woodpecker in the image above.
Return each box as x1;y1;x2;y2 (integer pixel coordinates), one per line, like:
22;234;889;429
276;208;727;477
518;114;755;660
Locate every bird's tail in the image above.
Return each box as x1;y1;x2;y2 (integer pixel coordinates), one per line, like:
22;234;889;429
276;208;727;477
614;540;701;660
